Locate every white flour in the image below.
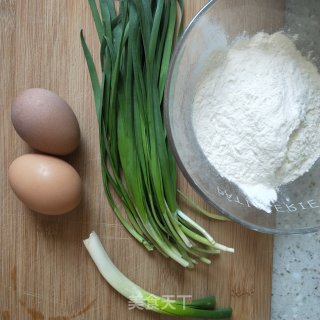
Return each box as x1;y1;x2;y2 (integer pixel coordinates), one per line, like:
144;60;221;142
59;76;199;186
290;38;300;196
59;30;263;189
193;32;320;213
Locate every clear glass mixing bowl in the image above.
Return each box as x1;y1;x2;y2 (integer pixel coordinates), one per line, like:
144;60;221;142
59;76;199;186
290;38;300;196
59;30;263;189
164;0;320;234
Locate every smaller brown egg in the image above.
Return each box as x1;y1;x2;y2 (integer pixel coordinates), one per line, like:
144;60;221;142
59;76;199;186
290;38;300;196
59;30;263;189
8;154;82;215
11;88;80;155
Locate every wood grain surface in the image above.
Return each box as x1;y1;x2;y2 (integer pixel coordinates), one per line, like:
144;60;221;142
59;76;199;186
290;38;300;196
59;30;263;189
0;1;275;319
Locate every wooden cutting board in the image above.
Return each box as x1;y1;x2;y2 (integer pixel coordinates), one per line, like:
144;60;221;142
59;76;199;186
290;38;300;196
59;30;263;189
0;1;275;319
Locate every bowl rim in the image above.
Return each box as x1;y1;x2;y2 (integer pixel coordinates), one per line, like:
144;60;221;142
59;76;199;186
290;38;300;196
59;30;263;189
163;0;320;235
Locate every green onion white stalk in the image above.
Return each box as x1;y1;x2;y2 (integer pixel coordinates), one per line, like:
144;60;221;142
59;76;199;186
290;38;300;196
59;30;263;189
84;231;232;318
81;0;234;267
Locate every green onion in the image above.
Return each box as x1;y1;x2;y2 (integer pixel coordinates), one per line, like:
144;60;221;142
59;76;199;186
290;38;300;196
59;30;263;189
84;232;232;318
81;0;234;267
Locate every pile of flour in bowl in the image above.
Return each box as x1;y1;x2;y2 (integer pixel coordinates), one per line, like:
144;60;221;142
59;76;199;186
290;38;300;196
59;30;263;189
193;32;320;213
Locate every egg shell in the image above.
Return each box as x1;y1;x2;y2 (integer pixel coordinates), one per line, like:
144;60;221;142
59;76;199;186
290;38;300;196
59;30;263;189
8;154;82;215
11;88;80;155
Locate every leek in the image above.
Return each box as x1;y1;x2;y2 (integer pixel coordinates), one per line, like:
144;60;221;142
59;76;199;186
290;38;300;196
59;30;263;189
81;0;234;267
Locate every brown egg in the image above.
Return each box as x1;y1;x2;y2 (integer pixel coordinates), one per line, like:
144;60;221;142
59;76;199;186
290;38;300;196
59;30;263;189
8;154;82;215
11;88;80;155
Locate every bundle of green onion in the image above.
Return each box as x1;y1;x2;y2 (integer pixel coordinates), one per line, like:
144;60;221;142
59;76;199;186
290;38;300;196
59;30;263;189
84;232;232;318
81;0;234;268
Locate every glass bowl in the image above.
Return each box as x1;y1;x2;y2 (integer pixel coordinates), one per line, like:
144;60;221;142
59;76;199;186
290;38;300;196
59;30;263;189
164;0;320;234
